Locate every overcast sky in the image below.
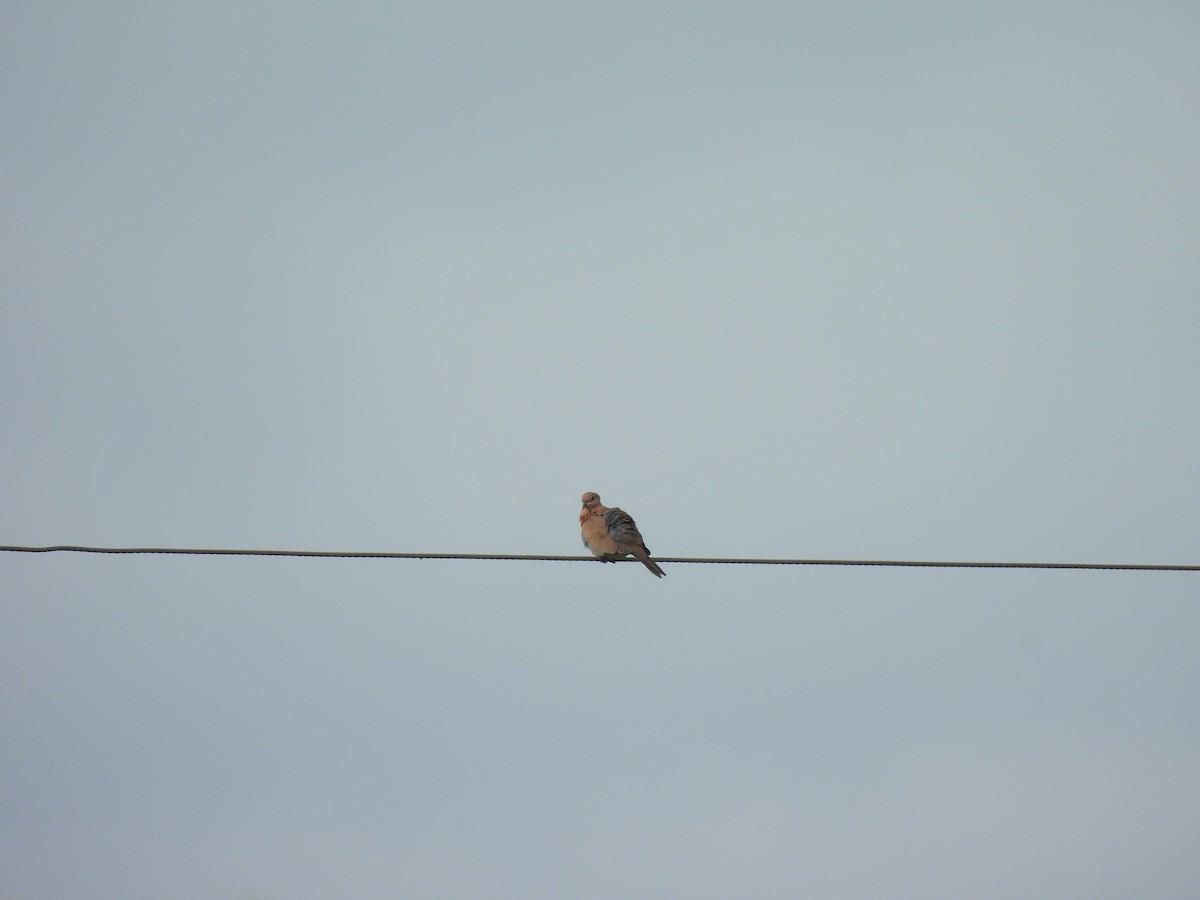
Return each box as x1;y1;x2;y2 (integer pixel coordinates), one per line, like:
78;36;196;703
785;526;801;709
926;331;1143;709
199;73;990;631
3;3;1199;899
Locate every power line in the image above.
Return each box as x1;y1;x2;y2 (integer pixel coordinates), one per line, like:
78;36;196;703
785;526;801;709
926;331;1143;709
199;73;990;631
1;545;1196;571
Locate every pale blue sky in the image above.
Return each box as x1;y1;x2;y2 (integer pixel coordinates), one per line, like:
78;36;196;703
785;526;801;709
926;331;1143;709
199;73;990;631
3;4;1199;899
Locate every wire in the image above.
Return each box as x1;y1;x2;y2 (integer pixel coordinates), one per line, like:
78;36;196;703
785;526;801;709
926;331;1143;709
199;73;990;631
0;545;1196;571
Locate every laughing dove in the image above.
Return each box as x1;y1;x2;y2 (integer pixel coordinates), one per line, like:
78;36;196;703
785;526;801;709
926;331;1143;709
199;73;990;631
579;491;665;578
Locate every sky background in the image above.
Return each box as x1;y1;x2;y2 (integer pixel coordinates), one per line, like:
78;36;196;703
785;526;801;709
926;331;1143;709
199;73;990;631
3;3;1200;898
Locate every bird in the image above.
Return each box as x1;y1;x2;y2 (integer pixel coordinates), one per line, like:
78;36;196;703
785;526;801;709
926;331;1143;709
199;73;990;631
579;491;665;578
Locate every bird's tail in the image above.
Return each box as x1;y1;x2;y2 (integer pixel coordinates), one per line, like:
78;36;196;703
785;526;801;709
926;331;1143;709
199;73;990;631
633;549;666;578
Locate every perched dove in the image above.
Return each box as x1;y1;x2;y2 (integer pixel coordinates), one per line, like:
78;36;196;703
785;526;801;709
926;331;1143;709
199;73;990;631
579;491;665;578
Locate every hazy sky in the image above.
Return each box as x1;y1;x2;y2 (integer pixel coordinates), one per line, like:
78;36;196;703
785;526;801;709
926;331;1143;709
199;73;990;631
3;4;1199;899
